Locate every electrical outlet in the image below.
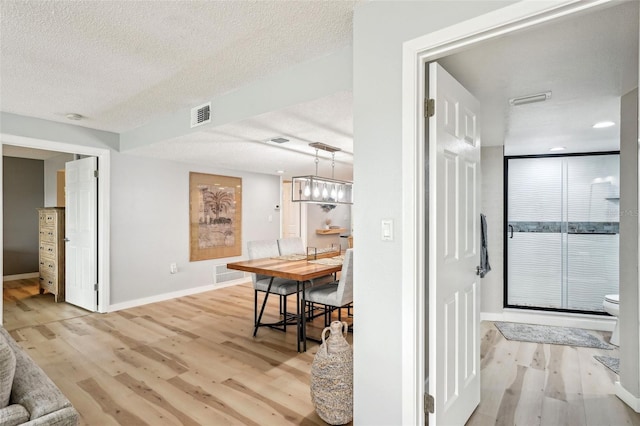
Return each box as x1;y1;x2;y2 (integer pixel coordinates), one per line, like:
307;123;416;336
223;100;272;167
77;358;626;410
170;263;178;274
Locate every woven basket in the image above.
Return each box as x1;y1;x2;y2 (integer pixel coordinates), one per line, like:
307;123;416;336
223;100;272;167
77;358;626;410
310;321;353;425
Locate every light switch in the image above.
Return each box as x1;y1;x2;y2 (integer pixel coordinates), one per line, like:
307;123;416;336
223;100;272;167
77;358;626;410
381;219;393;241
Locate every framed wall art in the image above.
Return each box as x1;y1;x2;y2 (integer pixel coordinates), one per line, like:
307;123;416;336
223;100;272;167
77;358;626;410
189;172;242;261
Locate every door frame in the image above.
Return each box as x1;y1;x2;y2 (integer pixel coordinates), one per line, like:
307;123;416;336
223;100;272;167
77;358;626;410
400;0;615;423
1;134;111;320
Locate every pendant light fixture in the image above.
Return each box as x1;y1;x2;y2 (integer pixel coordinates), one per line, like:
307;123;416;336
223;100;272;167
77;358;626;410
292;142;353;205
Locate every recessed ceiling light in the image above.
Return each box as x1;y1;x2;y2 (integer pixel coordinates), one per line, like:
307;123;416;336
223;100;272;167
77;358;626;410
276;170;285;174
593;121;615;129
509;91;552;106
65;113;83;120
549;147;566;152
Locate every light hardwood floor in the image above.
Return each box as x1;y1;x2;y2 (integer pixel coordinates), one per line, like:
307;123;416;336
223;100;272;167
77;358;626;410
4;278;349;425
2;277;91;330
3;278;640;425
467;322;640;425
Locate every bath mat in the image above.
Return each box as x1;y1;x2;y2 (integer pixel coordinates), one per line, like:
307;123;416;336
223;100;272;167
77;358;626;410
594;355;619;374
494;321;613;349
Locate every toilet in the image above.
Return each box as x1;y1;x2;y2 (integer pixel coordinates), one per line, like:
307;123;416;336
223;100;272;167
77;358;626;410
603;294;620;346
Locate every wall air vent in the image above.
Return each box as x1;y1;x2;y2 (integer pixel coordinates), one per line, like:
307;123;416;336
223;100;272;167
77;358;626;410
191;102;212;128
214;264;247;285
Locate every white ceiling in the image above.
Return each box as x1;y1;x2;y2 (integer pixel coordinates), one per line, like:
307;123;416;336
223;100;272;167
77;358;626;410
0;0;358;133
128;91;354;180
439;1;638;156
0;1;638;176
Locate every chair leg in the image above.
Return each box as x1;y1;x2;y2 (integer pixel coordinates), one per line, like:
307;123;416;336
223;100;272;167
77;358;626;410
254;290;258;329
283;295;287;332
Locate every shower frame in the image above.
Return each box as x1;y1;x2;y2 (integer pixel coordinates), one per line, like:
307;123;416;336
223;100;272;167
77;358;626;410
503;150;620;315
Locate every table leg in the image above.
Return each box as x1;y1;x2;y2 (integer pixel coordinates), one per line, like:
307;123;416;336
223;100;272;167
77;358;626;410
301;281;308;352
296;281;301;353
253;277;275;337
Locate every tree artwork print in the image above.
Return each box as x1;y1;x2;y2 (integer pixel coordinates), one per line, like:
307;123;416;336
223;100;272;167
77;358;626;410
189;172;242;260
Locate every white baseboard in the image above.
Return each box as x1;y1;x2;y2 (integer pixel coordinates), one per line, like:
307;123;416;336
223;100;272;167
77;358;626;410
615;381;640;413
3;272;39;282
108;277;251;312
481;308;616;332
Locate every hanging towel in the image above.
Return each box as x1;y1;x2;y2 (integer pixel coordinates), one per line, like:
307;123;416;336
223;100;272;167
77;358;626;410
480;213;491;278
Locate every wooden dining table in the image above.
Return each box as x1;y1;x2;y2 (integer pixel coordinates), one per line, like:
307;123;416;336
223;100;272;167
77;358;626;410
226;253;343;352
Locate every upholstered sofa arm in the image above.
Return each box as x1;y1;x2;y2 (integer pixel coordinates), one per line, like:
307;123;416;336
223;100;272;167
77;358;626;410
21;406;79;426
0;327;78;425
0;404;30;426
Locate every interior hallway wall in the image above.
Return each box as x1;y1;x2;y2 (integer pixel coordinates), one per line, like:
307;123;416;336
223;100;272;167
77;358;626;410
44;153;74;207
2;157;43;275
353;1;517;423
1;113;282;310
481;146;504;314
619;88;639;399
109;152;281;305
306;204;351;250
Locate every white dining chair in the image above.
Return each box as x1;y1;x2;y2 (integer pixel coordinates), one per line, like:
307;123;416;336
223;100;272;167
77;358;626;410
277;237;305;255
303;248;353;343
247;240;303;337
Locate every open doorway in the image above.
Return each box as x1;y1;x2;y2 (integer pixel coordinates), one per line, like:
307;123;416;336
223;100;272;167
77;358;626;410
1;136;111;326
401;0;639;423
2;145;97;329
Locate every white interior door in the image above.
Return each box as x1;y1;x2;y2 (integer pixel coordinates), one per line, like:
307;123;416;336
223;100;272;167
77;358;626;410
282;181;300;238
429;62;481;425
65;156;98;311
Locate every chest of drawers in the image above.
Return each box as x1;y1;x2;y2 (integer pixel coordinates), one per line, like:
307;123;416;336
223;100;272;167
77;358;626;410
37;208;65;302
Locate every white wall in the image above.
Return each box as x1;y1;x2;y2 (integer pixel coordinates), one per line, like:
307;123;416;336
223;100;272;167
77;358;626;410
353;2;516;423
109;152;280;304
1;113;281;311
306;204;351;250
619;88;639;399
481;146;504;314
44;153;74;207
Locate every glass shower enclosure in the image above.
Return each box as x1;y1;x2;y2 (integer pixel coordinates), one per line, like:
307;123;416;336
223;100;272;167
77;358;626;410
505;153;619;313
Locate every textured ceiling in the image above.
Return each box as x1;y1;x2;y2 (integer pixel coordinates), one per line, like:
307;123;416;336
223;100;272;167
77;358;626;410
1;1;637;175
0;0;358;133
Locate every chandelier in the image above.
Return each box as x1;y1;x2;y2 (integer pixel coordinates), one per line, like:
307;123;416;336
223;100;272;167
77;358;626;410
291;142;353;205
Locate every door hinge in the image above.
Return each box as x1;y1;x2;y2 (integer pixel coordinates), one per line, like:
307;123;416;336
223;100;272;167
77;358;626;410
424;393;434;414
425;98;435;118
94;283;98;291
94;170;99;178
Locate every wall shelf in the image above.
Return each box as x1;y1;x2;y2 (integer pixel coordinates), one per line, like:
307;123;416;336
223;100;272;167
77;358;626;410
316;228;347;235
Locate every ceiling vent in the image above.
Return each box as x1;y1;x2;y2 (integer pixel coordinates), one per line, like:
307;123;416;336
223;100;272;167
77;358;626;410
191;102;211;128
269;137;289;144
509;91;552;106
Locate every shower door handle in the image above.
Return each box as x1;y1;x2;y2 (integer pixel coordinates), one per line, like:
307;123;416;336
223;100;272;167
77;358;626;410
508;224;514;239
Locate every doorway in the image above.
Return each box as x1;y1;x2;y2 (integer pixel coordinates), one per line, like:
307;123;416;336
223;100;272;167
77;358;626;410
401;1;639;423
0;136;111;324
2;147;89;329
